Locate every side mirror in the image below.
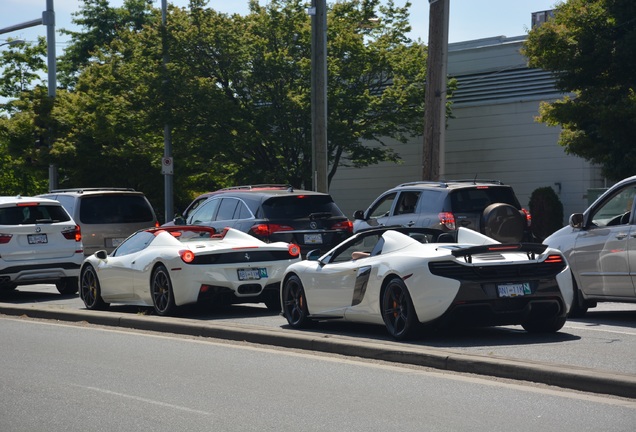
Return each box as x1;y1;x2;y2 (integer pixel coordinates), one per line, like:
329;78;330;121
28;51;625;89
353;210;365;220
569;213;584;229
95;250;108;260
174;216;186;225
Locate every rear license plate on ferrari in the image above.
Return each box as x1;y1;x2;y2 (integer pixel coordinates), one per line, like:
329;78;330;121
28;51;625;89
28;234;48;244
497;283;531;298
238;268;267;281
304;233;322;244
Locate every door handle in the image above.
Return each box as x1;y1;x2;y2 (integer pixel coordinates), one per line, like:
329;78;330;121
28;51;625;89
615;233;628;240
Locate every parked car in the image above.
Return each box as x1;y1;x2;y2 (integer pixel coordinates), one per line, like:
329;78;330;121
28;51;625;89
0;196;83;294
544;175;636;317
169;184;352;256
281;226;571;340
353;180;532;243
38;188;158;255
79;226;301;315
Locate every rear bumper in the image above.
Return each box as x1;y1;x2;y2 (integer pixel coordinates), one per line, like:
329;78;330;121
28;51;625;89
0;261;81;286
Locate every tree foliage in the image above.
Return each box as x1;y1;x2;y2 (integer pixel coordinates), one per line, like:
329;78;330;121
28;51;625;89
0;0;426;215
523;0;636;181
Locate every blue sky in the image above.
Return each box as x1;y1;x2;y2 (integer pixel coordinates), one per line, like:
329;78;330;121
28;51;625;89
2;0;560;48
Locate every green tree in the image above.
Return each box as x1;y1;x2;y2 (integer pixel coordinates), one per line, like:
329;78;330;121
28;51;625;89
523;0;636;181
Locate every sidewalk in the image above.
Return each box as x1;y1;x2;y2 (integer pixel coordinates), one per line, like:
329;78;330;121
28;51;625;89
1;302;635;399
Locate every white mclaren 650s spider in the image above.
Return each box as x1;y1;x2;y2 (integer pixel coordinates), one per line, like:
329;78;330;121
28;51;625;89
80;226;301;315
280;227;573;340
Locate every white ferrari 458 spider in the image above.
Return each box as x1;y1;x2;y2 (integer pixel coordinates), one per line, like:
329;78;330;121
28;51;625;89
281;227;573;340
80;226;301;315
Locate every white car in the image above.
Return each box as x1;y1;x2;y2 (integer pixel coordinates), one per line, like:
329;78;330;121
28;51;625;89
0;196;84;294
544;175;636;316
79;226;301;315
281;227;573;340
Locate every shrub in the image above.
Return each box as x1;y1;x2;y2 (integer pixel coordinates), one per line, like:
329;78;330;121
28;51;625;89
529;186;564;242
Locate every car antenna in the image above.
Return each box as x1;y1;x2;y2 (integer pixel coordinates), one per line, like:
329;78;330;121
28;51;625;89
473;174;478;184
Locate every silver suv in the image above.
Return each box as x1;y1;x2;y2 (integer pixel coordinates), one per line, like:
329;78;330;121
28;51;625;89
38;188;158;255
0;196;84;294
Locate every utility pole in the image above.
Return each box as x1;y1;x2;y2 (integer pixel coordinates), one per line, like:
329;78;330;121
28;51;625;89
310;0;328;192
161;0;174;223
422;0;449;181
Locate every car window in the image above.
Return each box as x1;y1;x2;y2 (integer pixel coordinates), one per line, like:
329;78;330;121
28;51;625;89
235;200;253;220
591;184;636;227
79;195;154;224
330;233;383;263
0;205;70;225
395;192;420;215
368;193;397;219
187;198;220;224
261;195;344;219
111;231;155;257
216;198;240;221
183;196;210;219
450;187;519;213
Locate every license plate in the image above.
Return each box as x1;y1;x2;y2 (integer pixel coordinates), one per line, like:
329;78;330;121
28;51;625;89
28;234;48;244
304;233;323;244
497;283;531;298
237;268;268;281
109;237;125;248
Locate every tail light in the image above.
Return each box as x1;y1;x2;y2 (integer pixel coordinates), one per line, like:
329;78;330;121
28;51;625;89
155;220;160;228
288;244;301;257
180;249;195;263
331;220;353;233
250;224;294;237
62;225;82;242
521;208;532;227
544;254;564;263
438;212;456;230
0;234;13;244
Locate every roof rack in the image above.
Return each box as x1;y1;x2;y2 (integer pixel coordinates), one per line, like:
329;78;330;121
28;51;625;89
218;184;295;192
397;181;449;188
49;187;137;193
447;179;504;185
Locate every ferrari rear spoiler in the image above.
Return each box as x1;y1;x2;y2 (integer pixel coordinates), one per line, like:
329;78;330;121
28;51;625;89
451;243;548;262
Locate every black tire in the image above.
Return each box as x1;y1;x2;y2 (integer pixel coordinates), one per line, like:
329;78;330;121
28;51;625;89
282;275;311;328
263;293;282;312
0;283;17;291
79;265;109;310
522;316;566;333
381;278;420;340
481;203;525;243
151;265;177;316
568;274;589;318
56;277;79;295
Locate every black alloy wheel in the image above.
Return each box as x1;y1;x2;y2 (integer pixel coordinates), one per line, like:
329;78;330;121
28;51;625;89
151;265;177;316
282;275;311;328
381;278;420;340
79;265;109;310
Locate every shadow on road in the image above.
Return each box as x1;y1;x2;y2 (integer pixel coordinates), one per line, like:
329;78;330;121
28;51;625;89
0;288;75;304
569;309;636;330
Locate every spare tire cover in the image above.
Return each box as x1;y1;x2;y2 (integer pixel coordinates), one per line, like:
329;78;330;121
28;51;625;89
481;203;525;243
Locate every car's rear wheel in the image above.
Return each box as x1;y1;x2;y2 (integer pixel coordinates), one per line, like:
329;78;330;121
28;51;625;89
56;277;79;295
381;278;420;340
522;316;566;333
282;275;311;328
79;265;109;310
481;203;525;243
0;282;17;291
151;265;177;316
263;293;282;312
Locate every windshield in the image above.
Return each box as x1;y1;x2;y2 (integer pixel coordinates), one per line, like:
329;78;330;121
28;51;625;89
261;195;344;219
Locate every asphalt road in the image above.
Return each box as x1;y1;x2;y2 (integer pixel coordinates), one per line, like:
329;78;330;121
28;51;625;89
2;317;634;432
1;284;635;399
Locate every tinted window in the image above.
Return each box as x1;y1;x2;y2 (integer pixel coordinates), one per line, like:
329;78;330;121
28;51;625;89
449;187;519;213
79;195;154;224
0;205;70;225
261;195;344;219
216;198;240;221
368;193;397;218
112;231;155;257
235;201;253;219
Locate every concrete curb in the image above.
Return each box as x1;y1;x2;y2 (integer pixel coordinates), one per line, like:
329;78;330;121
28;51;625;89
2;303;635;399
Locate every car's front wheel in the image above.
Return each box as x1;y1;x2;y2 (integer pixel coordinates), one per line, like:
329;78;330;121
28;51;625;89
56;277;79;295
282;275;311;328
151;265;177;316
79;265;109;310
381;278;420;340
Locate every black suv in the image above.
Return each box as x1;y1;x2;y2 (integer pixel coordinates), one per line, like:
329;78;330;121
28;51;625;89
169;185;352;256
353;180;532;243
